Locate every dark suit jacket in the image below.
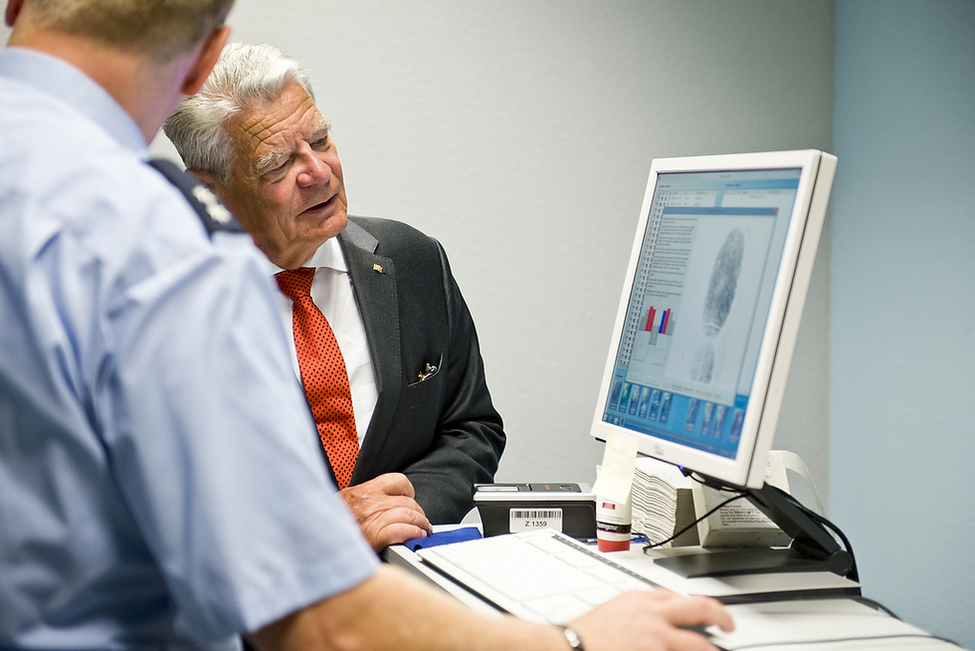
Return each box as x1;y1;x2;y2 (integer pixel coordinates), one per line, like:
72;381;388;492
329;216;505;524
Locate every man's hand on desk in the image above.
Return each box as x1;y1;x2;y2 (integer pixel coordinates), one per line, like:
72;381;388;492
569;590;734;651
340;473;433;551
248;566;734;651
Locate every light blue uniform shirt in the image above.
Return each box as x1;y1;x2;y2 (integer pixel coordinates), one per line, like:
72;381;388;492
0;48;378;650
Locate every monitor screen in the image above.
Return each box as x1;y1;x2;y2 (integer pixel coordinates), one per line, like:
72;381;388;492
590;150;836;490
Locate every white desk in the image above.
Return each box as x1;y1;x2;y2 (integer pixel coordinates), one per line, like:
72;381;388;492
383;538;962;651
707;599;956;650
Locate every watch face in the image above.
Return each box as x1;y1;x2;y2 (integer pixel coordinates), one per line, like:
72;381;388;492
561;626;584;650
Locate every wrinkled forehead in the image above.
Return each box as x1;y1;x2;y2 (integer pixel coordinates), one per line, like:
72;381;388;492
228;83;327;174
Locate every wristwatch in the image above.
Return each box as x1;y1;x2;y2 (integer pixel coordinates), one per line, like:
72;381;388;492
558;625;585;651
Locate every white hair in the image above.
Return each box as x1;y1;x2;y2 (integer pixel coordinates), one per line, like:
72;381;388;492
164;42;315;182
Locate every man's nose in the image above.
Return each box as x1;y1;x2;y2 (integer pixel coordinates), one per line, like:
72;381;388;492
295;147;331;187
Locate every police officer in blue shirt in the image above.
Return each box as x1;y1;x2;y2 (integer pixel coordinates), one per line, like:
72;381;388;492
0;1;732;650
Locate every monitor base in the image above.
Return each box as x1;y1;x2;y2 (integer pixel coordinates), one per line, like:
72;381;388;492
653;547;834;578
670;479;856;579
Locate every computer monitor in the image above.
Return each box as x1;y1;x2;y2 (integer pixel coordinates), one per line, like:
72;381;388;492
589;149;850;576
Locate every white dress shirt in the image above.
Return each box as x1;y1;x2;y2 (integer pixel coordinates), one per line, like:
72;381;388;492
274;237;379;444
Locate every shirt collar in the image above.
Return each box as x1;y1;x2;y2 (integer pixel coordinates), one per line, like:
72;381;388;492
0;47;148;154
271;237;348;275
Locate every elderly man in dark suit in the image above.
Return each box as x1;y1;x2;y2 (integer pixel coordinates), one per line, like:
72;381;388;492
165;42;505;551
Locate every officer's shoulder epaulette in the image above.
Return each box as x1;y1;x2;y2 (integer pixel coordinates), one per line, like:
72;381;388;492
147;158;244;238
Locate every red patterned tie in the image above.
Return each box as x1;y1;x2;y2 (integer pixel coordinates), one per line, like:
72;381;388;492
275;268;359;489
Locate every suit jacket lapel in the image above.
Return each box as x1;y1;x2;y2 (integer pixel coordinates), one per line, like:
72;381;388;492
338;220;401;481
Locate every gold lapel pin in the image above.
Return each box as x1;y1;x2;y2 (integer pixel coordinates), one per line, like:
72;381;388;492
373;264;384;274
418;363;438;382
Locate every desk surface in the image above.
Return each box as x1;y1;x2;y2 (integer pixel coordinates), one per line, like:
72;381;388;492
709;598;957;650
384;536;962;651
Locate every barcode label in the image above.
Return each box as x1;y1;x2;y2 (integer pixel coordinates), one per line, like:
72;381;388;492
510;510;561;519
509;507;563;533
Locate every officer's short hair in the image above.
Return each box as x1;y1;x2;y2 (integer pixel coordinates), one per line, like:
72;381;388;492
24;0;234;61
164;42;316;184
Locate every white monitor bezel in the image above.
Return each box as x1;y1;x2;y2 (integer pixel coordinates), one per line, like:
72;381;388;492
588;149;836;490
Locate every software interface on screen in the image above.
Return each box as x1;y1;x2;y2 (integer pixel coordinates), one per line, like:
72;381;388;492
601;168;802;460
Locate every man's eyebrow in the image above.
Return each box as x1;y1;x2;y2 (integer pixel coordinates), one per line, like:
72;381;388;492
254;149;288;176
311;115;332;140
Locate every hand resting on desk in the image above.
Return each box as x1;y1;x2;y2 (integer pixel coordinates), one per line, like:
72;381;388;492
570;590;734;651
340;473;433;551
249;565;734;651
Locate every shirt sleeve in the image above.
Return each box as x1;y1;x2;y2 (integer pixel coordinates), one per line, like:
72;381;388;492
94;218;378;643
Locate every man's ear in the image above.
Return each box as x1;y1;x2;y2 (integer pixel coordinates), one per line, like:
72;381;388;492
187;167;218;191
181;25;231;96
6;0;25;28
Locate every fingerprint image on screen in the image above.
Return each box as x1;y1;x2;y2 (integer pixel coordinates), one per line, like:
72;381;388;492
690;340;715;383
638;387;652;418
659;392;672;424
648;389;662;421
703;228;744;336
692;228;744;384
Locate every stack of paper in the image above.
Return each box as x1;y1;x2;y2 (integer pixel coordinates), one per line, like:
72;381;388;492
630;457;699;548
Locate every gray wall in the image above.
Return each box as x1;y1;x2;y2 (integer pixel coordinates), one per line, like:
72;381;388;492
163;0;834;493
831;1;975;647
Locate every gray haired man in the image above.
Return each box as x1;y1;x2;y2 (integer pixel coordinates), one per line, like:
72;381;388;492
165;42;505;550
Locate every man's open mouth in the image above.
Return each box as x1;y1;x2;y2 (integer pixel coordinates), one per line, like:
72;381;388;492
303;197;332;214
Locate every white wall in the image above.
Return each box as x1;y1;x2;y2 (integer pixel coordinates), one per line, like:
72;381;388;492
182;0;835;491
831;1;975;647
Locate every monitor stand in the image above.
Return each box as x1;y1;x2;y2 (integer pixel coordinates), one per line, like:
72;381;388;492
653;481;855;579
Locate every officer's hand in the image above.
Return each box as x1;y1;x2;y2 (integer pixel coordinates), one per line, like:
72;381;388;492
568;590;734;651
339;473;433;552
